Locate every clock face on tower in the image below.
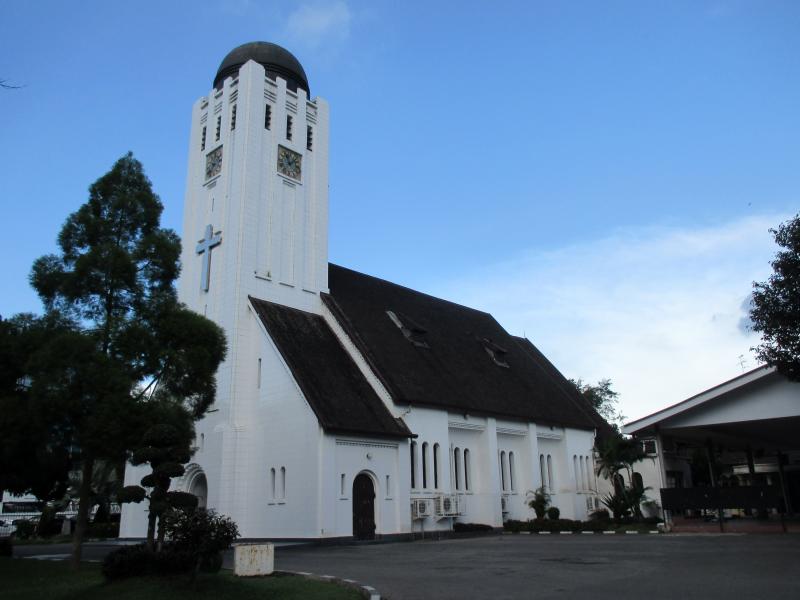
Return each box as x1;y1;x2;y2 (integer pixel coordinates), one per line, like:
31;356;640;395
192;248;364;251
205;146;223;180
277;145;302;181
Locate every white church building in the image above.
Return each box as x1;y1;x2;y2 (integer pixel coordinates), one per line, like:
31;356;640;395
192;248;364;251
120;42;608;541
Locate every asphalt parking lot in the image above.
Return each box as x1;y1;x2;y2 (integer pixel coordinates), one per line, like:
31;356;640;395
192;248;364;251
275;534;800;600
13;533;800;599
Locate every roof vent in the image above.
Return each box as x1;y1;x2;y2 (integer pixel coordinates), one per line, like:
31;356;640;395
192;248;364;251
386;310;429;348
480;337;509;368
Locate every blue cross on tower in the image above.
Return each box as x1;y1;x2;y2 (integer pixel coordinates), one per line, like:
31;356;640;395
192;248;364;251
196;224;222;292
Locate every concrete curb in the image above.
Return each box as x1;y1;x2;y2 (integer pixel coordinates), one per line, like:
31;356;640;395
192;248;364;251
503;529;663;535
276;569;381;599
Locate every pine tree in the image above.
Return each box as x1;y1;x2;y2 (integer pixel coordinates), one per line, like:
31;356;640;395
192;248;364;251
23;153;226;568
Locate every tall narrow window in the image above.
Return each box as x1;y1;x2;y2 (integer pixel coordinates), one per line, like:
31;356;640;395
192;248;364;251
509;452;516;491
199;433;204;451
463;449;471;491
586;456;593;490
257;358;262;389
580;457;586;491
340;474;346;496
215;115;221;141
264;104;272;129
539;454;546;491
454;448;461;490
547;455;554;492
306;125;313;150
433;443;440;489
574;456;579;489
386;475;391;497
286;114;293;140
230;104;237;130
422;442;429;489
410;441;417;489
270;468;276;500
201;126;207;151
500;451;507;491
280;466;286;500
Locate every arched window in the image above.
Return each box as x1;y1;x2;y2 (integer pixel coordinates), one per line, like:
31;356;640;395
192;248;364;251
547;455;554;492
539;454;546;491
433;443;440;489
422;442;429;489
454;447;462;490
588;456;596;491
500;451;507;491
270;467;276;500
509;452;516;491
463;449;471;491
200;433;205;451
340;474;346;496
580;456;586;491
410;441;417;489
280;467;286;500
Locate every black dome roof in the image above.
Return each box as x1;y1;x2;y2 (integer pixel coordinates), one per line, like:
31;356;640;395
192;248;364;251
214;42;309;95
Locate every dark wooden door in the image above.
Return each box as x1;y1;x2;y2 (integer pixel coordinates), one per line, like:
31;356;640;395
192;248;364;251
352;474;376;540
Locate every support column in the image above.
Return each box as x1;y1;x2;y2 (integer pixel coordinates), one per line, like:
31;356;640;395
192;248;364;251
653;426;670;527
485;418;502;526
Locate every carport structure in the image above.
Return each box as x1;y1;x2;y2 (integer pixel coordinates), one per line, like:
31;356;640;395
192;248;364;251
624;366;800;532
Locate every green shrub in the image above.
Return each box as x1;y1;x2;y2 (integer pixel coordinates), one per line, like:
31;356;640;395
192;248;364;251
87;521;119;539
0;538;12;557
453;522;494;533
149;546;195;575
503;520;525;533
588;508;610;522
580;519;610;532
161;508;238;575
546;506;560;520
529;518;580;532
12;520;36;540
102;544;154;580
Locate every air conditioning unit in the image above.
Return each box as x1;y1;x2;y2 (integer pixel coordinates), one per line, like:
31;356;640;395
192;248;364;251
434;494;461;517
586;496;594;511
411;498;431;519
501;494;510;513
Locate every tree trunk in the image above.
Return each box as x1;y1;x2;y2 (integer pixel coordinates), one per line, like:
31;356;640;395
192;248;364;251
146;508;158;551
70;456;94;570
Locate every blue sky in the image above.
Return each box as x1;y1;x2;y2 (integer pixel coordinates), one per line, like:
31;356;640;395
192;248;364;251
2;1;798;419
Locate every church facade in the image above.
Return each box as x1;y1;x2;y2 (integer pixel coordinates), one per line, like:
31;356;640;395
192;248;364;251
120;42;606;541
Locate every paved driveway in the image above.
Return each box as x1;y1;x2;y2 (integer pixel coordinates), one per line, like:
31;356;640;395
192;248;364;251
13;534;800;599
274;534;800;600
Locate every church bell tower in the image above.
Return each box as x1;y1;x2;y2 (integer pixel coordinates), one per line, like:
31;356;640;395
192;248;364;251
175;43;329;521
179;42;329;323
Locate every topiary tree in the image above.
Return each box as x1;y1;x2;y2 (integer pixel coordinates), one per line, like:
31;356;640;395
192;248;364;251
118;400;200;551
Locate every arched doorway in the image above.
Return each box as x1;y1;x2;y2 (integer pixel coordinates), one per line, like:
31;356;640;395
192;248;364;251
176;463;208;509
352;473;376;540
189;472;208;508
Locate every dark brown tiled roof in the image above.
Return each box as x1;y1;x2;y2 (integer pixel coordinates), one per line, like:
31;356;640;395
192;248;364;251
325;264;603;431
249;296;412;439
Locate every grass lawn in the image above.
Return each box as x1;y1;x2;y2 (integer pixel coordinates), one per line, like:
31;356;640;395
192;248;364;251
0;557;361;600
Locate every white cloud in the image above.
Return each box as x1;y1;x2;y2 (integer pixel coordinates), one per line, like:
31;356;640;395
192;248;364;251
285;1;351;49
429;214;786;422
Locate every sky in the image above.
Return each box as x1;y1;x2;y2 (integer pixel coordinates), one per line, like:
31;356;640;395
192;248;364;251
1;1;798;422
